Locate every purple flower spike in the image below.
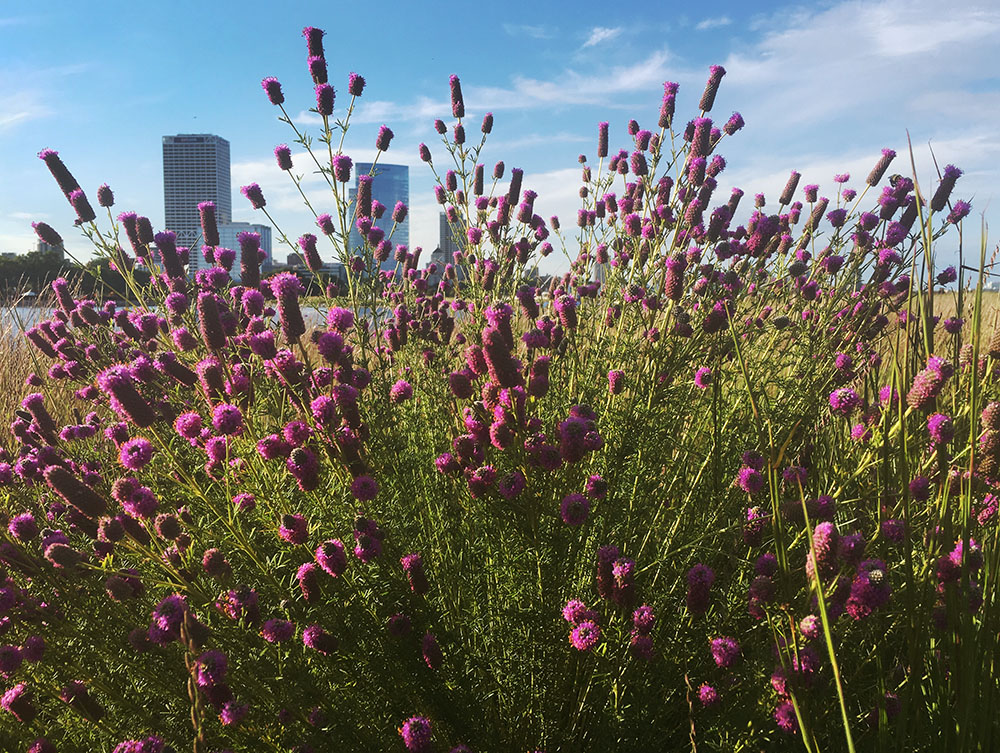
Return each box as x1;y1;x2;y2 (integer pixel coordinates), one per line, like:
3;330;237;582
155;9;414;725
240;183;266;210
315;83;335;117
261;77;284;106
449;74;465;118
348;72;366;96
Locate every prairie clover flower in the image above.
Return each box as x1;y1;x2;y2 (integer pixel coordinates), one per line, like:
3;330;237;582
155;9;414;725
261;76;284;105
422;632;443;669
633;605;656;634
907;356;952;410
211;404;243;435
390;380;414;403
303;624;338;655
315;83;335;116
1;683;37;724
400;716;433;752
829;388;861;417
927;413;954;445
947;200;972;224
710;636;741;668
698;684;719;707
569;620;601;651
736;467;764;496
261;618;295;643
694;366;712;389
316;539;347;577
560;493;591;526
449;74;465;118
401;553;429;595
279;513;309;545
686;564;715;615
350;474;379;501
608;369;626;395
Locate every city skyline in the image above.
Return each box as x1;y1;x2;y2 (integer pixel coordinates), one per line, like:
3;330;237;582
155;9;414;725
1;1;997;276
162;134;232;250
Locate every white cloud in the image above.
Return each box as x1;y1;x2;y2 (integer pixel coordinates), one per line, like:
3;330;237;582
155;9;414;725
502;23;551;39
696;16;732;31
0;93;53;132
467;49;672;109
582;26;623;48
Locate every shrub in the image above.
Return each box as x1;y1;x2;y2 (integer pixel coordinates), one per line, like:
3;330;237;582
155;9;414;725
0;23;991;753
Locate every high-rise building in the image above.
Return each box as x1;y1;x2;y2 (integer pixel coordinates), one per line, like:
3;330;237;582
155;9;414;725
347;162;409;273
162;134;232;249
187;221;273;282
438;211;462;264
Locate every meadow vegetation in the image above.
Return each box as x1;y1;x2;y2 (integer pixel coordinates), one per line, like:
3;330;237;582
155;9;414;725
0;25;995;753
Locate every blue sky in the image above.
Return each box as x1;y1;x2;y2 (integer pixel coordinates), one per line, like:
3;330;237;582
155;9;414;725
1;0;998;275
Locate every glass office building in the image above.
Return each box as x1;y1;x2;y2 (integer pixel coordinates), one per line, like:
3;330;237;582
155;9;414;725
347;162;409;273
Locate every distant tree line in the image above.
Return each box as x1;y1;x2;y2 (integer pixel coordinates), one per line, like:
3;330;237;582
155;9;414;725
0;251;151;303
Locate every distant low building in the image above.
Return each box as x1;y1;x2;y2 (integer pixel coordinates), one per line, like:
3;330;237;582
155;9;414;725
37;240;64;260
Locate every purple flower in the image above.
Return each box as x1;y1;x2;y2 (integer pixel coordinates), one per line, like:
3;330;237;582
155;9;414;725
560;493;591;526
686;564;715;615
260;618;295;643
927;413;954;445
881;519;905;543
32;221;63;248
947;200;972;224
120;437;154;471
303;624;339;655
348;72;365;96
400;716;433;752
240;183;266;210
774;701;798;733
422;632;443;669
212;404;244;436
315;83;335;116
332;154;352;183
710;636;740;668
262;76;284;105
633;605;656;635
350;475;378;501
316;539;347;577
608;369;626;395
909;476;930;501
195;650;228;688
698;683;719;707
401;553;429;595
829;387;861;417
694;366;712;390
375;125;394;151
390;380;413;404
867;148;896;187
219;701;248;726
449;74;465;118
274;144;293;171
736;467;764;496
569;620;601;651
8;512;38;541
279;513;308;545
699;64;726;112
723;111;744;135
1;683;36;724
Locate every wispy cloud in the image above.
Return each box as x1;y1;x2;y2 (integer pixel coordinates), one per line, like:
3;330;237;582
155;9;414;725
0;94;53;133
502;23;550;39
696;16;732;31
467;49;672;109
582;26;623;48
